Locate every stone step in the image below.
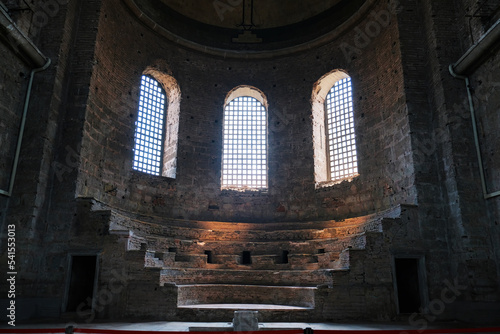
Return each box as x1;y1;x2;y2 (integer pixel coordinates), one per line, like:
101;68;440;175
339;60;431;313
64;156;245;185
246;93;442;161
109;208;391;243
130;228;366;256
175;307;313;323
176;284;316;309
144;250;343;270
143;240;352;258
180;304;311;310
169;239;344;253
160;268;335;286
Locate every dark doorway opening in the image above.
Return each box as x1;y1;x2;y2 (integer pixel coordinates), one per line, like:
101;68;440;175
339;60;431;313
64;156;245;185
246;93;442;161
395;258;422;313
66;255;97;312
241;251;252;265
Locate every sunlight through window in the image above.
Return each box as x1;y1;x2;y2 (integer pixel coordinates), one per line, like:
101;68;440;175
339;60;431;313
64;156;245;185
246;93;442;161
326;77;358;181
222;96;267;189
132;75;166;175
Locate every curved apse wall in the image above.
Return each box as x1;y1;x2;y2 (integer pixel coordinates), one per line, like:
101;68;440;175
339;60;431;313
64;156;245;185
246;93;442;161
122;0;374;56
77;0;415;223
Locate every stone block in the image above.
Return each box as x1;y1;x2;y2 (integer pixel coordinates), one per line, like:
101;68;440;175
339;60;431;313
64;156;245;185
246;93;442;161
232;310;259;331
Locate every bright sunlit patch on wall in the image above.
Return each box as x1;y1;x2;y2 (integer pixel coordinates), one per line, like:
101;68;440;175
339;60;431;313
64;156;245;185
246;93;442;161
326;77;358;181
132;75;166;175
222;96;267;189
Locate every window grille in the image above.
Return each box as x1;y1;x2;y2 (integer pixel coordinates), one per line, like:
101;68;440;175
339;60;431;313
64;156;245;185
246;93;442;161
132;75;166;175
326;77;358;181
222;96;267;189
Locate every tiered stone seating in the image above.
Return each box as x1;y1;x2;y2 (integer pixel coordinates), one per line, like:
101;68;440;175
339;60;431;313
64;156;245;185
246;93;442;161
159;268;333;286
176;285;316;309
75;197;409;321
102;206;398;311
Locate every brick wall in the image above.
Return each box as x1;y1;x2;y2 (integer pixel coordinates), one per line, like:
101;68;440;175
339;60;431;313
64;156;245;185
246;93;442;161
0;43;29;192
468;46;500;307
76;0;413;224
395;0;500;316
1;0;499;323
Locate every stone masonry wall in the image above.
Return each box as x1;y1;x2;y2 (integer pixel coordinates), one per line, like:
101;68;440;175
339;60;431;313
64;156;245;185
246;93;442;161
0;43;29;193
0;0;101;319
76;0;414;224
467;48;500;313
1;0;499;324
396;0;500;320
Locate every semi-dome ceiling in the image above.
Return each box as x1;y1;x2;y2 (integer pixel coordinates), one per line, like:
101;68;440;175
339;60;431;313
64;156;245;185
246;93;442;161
159;0;345;29
124;0;373;57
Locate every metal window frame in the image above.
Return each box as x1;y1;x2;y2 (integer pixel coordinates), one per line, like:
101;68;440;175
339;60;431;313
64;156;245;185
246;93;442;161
324;77;358;182
221;95;268;190
132;75;167;176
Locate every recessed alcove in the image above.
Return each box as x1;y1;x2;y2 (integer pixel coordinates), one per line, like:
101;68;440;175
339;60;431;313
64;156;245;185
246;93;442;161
205;250;213;264
241;251;252;265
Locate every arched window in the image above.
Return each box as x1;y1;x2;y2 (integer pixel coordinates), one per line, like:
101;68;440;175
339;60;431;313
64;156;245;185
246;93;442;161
221;86;268;190
311;71;358;186
132;70;180;178
325;77;358;181
132;75;166;175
